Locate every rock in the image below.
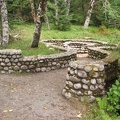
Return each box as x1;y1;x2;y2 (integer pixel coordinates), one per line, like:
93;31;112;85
69;76;81;82
21;65;28;70
64;92;72;99
62;89;66;95
84;66;92;72
69;69;74;75
90;85;98;91
82;84;88;90
36;68;41;72
4;67;8;71
77;91;83;96
5;59;9;63
41;67;46;72
68;81;73;87
93;67;99;71
88;96;96;103
99;65;104;71
29;65;35;69
66;74;70;80
99;85;104;90
91;79;96;85
74;83;81;89
82;79;89;84
1;71;6;74
93;72;99;78
14;66;19;71
78;70;87;78
1;63;5;66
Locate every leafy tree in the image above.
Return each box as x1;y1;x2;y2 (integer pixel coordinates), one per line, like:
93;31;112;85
31;0;47;48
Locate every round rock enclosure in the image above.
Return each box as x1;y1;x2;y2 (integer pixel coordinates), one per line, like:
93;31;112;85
0;39;118;100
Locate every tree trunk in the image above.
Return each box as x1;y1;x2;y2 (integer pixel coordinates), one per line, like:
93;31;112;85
31;0;46;48
66;0;71;16
54;0;58;25
0;0;9;47
29;0;37;23
44;6;50;30
83;0;95;29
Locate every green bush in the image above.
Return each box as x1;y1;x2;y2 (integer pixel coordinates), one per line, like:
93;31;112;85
107;78;120;114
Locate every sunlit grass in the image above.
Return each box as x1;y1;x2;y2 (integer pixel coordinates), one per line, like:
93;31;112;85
5;23;120;56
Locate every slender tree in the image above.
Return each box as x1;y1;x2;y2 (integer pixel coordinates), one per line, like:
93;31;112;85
29;0;37;23
31;0;47;48
83;0;95;29
0;0;9;47
54;0;58;25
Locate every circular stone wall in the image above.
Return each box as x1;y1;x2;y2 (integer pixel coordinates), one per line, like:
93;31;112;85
62;60;107;100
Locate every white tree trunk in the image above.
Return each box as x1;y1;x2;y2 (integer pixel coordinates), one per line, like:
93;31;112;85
66;0;71;16
31;0;46;48
29;0;37;23
0;0;9;47
54;0;58;25
83;0;95;29
44;6;50;30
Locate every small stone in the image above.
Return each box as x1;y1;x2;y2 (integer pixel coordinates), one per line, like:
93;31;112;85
1;71;6;74
62;89;66;95
5;59;9;63
69;69;74;75
77;91;83;96
88;91;92;95
93;72;99;78
52;62;56;65
74;83;81;89
93;67;99;71
4;67;8;71
90;85;98;91
66;74;70;80
82;79;89;84
41;67;46;72
97;78;103;84
29;65;35;69
78;71;87;78
36;68;41;72
99;65;104;71
99;85;104;90
14;66;19;71
69;76;81;82
9;70;14;74
21;65;28;70
82;84;88;90
88;96;96;103
91;79;96;85
1;63;5;66
68;81;73;87
64;92;72;99
75;70;77;74
84;66;92;72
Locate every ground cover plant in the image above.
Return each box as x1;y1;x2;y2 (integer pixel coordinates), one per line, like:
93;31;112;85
1;23;120;56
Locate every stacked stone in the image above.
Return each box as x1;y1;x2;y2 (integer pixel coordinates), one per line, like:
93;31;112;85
62;61;106;99
0;49;77;74
0;49;22;73
88;47;108;59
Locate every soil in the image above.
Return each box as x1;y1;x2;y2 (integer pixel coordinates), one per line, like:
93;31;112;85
0;68;89;120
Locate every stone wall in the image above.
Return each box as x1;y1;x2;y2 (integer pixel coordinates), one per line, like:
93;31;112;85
62;61;106;99
62;40;118;101
0;49;77;73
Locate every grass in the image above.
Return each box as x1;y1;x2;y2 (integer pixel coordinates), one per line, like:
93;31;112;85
83;103;120;120
1;23;120;56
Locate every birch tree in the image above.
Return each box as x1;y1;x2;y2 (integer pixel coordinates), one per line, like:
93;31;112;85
31;0;47;48
29;0;37;23
54;0;58;25
0;0;9;47
83;0;95;29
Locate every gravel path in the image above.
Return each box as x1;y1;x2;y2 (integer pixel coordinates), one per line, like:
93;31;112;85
0;68;88;120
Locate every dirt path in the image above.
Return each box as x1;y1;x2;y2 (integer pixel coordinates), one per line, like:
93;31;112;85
0;68;88;120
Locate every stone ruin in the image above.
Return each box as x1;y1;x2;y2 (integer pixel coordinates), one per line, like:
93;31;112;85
0;39;119;101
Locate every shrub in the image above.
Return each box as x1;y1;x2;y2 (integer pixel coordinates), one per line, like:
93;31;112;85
107;78;120;114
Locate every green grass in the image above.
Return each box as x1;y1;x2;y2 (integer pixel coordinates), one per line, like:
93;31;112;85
2;23;120;56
